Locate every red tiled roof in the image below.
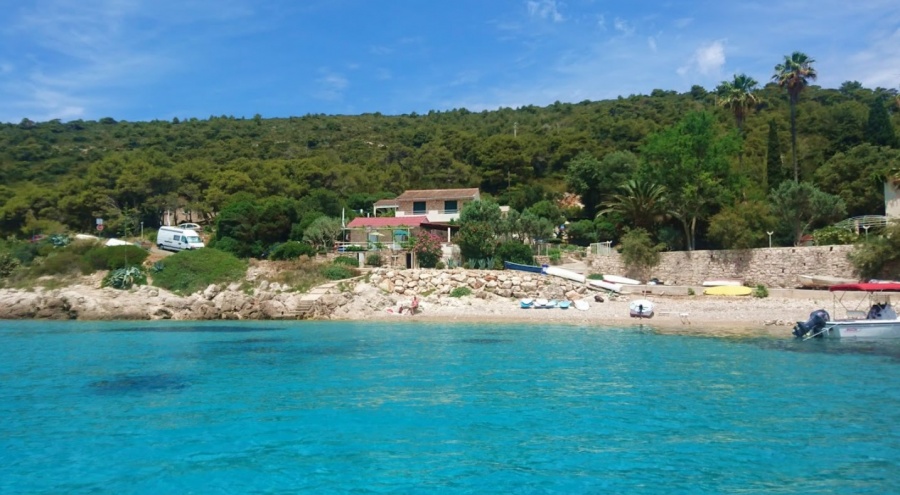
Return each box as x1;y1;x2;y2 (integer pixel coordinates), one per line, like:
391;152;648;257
346;216;429;228
394;188;480;201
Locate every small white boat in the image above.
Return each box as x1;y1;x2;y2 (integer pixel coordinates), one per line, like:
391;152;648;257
797;274;857;288
534;298;549;309
573;300;590;311
794;283;900;340
587;279;622;293
603;274;641;285
701;279;743;287
520;298;533;309
629;299;654;318
544;266;587;284
546;300;558;308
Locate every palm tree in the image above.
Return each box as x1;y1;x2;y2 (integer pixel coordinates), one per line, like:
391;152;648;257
716;73;759;170
598;179;670;231
772;52;817;183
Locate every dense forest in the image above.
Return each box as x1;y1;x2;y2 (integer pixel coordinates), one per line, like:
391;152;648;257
1;63;899;254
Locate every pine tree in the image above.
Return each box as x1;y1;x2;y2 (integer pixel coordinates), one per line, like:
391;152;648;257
766;120;785;190
866;97;897;147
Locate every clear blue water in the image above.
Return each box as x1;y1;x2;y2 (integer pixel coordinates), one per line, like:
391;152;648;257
1;320;899;494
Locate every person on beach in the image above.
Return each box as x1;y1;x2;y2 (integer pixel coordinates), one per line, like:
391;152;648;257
399;296;420;315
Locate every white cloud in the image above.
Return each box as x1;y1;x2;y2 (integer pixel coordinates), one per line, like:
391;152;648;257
613;17;634;36
647;36;657;52
678;40;726;77
596;14;606;30
841;27;900;89
673;17;693;29
527;0;564;23
315;70;349;101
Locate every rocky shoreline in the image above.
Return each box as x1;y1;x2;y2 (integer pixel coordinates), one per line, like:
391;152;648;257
0;267;847;340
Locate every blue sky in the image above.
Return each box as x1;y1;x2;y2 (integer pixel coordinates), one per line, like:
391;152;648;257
1;0;898;123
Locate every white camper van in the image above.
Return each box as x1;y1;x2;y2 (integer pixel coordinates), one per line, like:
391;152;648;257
157;226;205;251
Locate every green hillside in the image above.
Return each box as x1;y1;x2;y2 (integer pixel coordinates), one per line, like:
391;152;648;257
1;81;898;252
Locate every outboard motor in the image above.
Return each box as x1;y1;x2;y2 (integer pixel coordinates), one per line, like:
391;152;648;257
793;309;830;339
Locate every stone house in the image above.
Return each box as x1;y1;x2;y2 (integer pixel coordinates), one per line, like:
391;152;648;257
372;188;480;223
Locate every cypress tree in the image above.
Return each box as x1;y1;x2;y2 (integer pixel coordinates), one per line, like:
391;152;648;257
766;120;785;190
866;97;897;147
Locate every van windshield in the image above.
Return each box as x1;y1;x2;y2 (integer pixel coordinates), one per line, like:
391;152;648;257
184;236;202;243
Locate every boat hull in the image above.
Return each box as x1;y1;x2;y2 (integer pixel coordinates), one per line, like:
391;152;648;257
544;266;586;283
503;261;544;274
798;275;857;288
587;279;622;293
703;286;753;296
824;319;900;339
603;274;640;285
629;299;654;318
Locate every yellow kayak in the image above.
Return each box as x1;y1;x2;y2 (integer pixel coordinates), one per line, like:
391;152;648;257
703;285;753;296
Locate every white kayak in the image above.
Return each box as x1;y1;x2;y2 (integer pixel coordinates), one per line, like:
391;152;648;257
588;279;622;293
573;300;590;311
603;274;641;285
544;266;587;284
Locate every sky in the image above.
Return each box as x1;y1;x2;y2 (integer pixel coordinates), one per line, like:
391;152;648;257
1;0;898;123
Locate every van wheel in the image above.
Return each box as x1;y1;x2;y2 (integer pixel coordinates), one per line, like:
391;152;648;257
157;244;164;250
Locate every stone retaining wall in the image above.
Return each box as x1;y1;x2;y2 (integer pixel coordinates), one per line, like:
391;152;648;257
584;245;855;288
366;267;599;301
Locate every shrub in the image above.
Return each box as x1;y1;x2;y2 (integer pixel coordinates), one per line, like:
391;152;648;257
548;248;562;263
103;266;147;290
28;251;84;277
450;286;472;297
687;288;695;296
496;240;534;266
269;241;316;260
320;264;356;280
752;284;769;298
82;245;149;271
812;226;859;246
848;221;900;279
333;256;359;267
0;252;20;277
618;228;662;275
587;273;604;280
151;248;247;295
413;230;444;268
365;253;383;267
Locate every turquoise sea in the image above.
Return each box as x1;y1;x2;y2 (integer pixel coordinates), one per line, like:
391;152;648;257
1;320;898;494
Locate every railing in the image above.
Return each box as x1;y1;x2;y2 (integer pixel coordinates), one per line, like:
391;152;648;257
395;209;459;217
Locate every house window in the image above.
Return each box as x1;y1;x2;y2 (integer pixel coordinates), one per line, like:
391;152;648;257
413;201;426;214
444;200;458;214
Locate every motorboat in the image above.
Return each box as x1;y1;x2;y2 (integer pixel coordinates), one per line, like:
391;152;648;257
629;299;654;318
520;298;534;309
793;283;900;340
534;298;549;309
558;300;571;309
